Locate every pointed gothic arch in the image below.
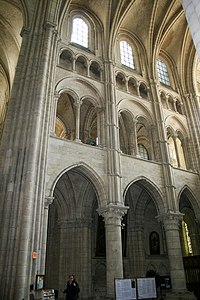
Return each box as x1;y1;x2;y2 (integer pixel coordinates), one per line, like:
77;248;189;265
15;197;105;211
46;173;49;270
123;177;165;214
45;164;108;299
179;186;200;256
123;178;167;278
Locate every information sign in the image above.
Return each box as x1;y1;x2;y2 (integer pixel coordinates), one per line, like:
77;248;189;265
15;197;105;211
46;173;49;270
115;278;157;300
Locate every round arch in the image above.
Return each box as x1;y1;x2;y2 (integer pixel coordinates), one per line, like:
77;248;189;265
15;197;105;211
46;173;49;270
55;76;104;108
117;97;154;124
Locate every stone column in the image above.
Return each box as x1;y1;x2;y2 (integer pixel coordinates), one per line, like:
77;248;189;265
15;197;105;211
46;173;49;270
173;99;177;112
172;134;181;167
72;56;76;71
96;107;105;146
128;128;135;156
132;118;139;156
74;99;82;142
50;92;59;135
104;61;123;205
150;80;177;212
183;94;200;172
39;196;54;273
158;213;186;291
136;82;140;96
146;125;155;160
151;124;160;161
98;204;128;299
157;213;196;299
182;137;191;170
0;13;58;300
182;0;200;59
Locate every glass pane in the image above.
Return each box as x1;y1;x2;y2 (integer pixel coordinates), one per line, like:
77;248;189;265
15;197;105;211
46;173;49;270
120;41;134;69
71;17;88;48
137;144;148;160
156;59;170;86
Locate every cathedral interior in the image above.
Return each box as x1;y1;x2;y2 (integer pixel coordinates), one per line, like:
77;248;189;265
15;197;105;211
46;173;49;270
0;0;200;300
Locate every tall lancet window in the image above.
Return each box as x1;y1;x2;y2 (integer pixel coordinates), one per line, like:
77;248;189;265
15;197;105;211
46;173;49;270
120;40;134;69
71;17;88;48
156;59;170;86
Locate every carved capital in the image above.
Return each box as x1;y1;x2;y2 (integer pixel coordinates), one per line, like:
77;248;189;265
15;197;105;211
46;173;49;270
157;212;184;231
97;204;129;226
44;196;54;208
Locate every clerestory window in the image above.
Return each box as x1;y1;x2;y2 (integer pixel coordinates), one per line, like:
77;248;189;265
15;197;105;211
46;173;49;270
71;17;88;48
156;59;170;86
137;143;149;160
120;40;134;69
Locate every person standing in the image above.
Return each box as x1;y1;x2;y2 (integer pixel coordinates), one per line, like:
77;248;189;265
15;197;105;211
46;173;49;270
63;275;80;300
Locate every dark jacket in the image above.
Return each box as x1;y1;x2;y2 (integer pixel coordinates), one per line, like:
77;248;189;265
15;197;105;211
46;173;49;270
63;280;80;300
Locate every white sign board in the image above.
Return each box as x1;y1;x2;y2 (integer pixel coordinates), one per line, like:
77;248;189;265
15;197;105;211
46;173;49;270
115;278;157;300
115;279;137;300
137;278;157;299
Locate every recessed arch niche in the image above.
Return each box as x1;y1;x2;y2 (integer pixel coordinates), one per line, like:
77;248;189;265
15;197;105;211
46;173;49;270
80;98;97;145
119;110;134;155
55;93;76;140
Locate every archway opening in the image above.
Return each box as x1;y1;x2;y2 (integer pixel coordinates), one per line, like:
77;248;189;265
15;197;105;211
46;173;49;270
124;180;168;279
45;167;105;300
179;189;200;298
179;190;200;257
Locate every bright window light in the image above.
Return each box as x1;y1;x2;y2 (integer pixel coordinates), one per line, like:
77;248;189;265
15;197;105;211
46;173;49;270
137;144;149;160
71;18;88;48
157;59;170;86
183;221;193;255
120;41;134;69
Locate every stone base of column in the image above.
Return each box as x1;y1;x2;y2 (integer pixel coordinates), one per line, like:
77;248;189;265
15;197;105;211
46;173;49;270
165;290;196;300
